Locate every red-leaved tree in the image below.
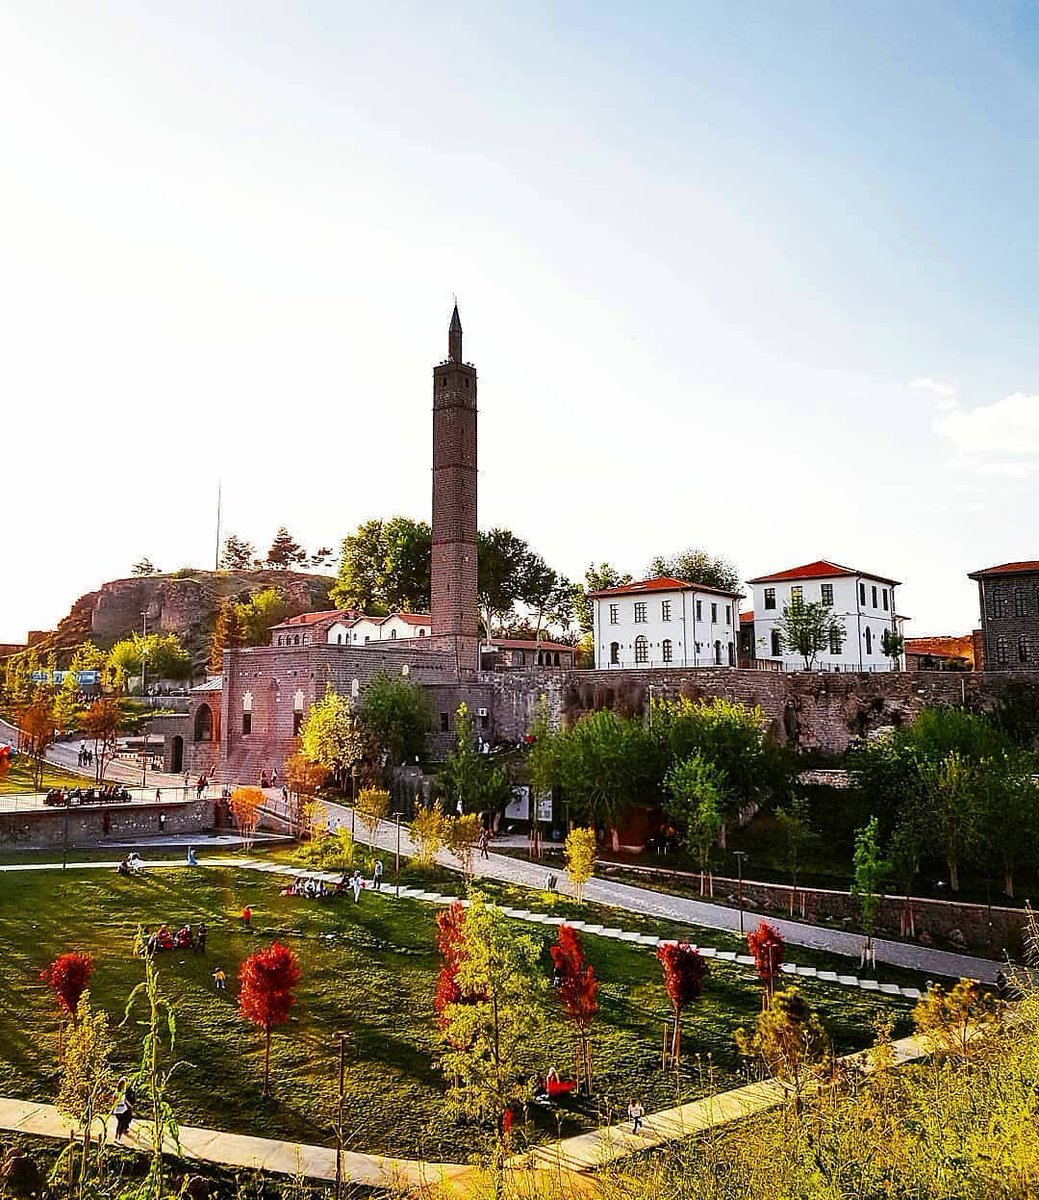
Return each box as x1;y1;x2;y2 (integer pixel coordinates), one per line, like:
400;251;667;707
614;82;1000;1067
656;942;708;1071
434;901;468;1026
550;924;600;1092
747;921;785;1007
238;941;301;1096
41;952;94;1025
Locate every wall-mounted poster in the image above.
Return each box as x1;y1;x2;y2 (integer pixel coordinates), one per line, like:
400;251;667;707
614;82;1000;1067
505;786;530;820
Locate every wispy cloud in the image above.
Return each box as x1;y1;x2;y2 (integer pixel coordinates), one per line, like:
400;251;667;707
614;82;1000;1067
910;377;957;412
937;391;1039;458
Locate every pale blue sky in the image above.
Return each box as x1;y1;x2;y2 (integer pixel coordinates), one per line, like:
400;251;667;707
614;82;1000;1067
1;2;1037;641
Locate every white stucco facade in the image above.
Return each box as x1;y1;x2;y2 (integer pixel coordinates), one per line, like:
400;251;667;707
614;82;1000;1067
747;562;904;671
326;613;431;645
592;578;741;669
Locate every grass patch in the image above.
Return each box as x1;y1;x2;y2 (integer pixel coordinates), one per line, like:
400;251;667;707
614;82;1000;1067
0;861;911;1162
0;757;89;795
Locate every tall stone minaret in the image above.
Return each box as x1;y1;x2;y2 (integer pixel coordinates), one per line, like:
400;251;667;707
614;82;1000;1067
431;304;479;673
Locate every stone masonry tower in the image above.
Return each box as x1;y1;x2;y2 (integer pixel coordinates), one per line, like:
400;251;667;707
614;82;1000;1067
431;304;479;673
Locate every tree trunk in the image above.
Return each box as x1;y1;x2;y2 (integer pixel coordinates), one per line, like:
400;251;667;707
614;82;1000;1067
263;1028;271;1097
947;856;960;892
1004;864;1015;898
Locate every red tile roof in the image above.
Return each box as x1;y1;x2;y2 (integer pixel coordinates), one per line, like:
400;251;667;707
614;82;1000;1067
271;609;354;629
590;575;743;598
905;635;975;662
968;561;1039;578
748;560;900;586
394;613;432;625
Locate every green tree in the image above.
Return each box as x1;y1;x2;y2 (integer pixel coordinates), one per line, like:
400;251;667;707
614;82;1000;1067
881;627;905;668
776;600;844;669
331;516;432;613
356;670;433;770
651;696;790;839
438;703;511;816
851;815;889;956
913;977;1002;1061
664;753;724;893
107;633;191;686
922;751;981;892
980;752;1038;897
477;527;531;634
553;709;666;840
53;668;82;732
648;547;740;593
237;587;292;645
298;688;363;782
220;533;255;570
518;555;574;639
437;891;543;1132
573;562;632;634
266;526;307;569
775;794;815;914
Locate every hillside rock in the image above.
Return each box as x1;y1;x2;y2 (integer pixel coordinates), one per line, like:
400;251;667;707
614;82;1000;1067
36;570;335;666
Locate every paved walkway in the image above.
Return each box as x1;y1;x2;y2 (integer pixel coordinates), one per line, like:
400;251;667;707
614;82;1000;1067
330;805;1007;984
0;1033;928;1193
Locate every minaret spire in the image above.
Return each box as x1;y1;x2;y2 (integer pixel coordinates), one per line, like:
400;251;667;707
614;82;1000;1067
449;302;463;363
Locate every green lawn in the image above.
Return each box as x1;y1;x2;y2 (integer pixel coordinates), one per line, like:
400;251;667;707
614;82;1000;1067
0;756;88;795
0;861;910;1162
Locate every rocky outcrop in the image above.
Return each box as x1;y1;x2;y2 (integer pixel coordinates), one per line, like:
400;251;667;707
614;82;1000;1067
35;569;335;667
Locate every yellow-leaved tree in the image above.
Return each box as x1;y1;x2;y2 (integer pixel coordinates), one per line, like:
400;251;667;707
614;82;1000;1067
356;786;391;841
565;827;597;902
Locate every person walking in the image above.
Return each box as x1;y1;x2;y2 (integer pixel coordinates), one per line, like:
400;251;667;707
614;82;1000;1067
195;921;207;954
372;859;383;891
479;828;490;859
350;871;362;903
212;966;227;990
113;1077;136;1141
627;1098;645;1134
241;904;252;930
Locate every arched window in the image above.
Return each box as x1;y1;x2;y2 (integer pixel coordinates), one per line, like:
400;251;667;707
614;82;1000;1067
997;636;1009;665
1018;635;1030;663
865;627;872;654
241;691;253;736
351;678;360;699
770;629;781;656
390;628;397;639
553;652;560;667
276;636;282;646
337;633;343;644
634;636;648;664
610;641;620;665
293;634;300;646
419;628;426;637
662;638;673;663
194;704;213;743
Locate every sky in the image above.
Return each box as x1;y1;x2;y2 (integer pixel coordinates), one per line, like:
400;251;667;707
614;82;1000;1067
1;1;1037;642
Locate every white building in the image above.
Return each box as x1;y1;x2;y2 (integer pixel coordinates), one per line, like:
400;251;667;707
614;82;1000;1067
326;612;432;645
745;560;905;672
591;576;742;669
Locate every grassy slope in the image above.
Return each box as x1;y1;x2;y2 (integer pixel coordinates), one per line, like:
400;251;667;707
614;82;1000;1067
0;862;908;1161
0;758;88;795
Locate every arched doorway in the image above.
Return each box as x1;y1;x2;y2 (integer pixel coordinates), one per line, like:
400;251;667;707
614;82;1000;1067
171;735;184;773
194;704;213;742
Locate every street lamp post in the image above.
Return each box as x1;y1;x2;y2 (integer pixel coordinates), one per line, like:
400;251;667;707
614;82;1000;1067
733;850;749;937
395;813;401;896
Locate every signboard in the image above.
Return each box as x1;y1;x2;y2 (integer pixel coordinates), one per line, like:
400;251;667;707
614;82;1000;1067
505;786;529;821
535;793;553;823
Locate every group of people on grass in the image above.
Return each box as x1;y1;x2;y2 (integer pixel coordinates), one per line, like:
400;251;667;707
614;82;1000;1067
142;921;207;954
281;861;384;903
